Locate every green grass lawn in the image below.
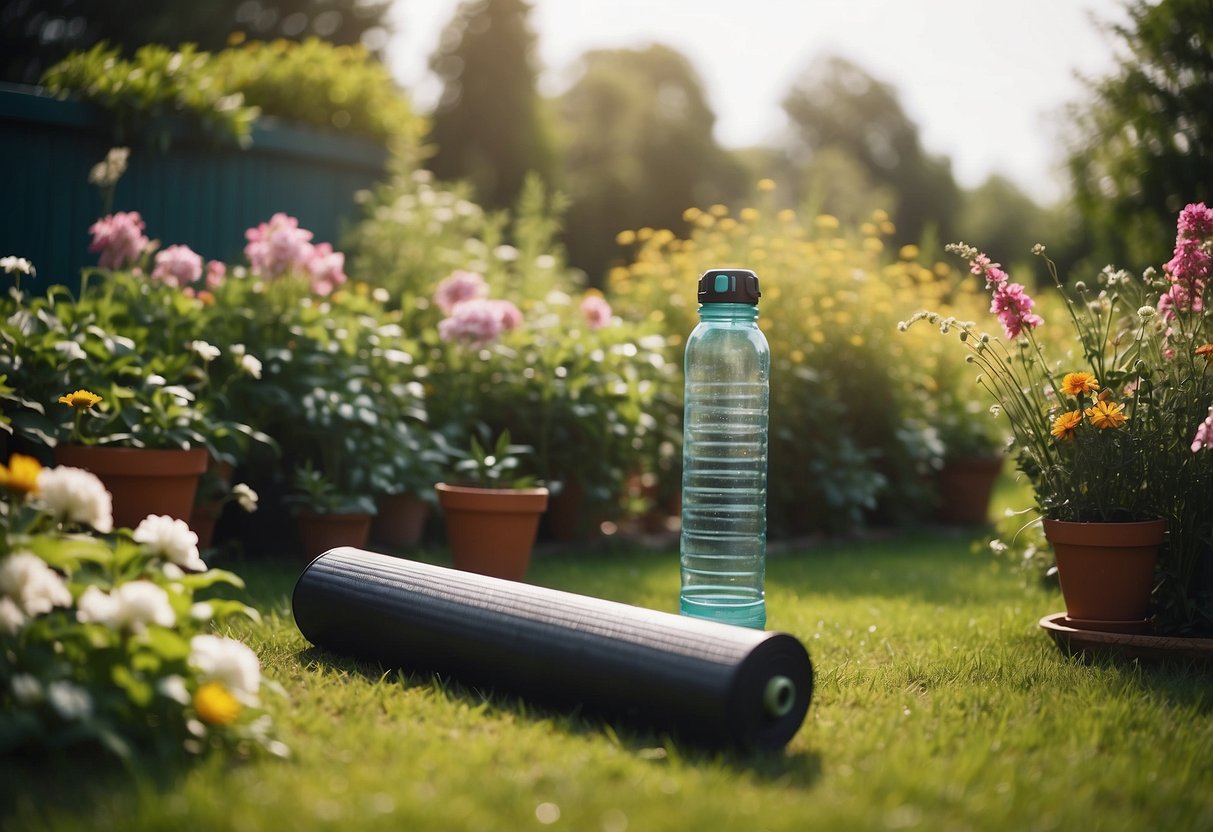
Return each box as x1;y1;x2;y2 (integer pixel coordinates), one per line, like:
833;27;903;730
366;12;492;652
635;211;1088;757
5;529;1213;831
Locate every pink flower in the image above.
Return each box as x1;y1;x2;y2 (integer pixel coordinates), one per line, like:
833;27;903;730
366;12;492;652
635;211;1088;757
438;298;523;346
151;244;203;288
1164;236;1211;289
1176;202;1213;239
580;293;613;330
244;213;314;278
307;242;347;296
433;270;489;314
1158;282;1204;322
1191;405;1213;453
989;282;1043;339
205;260;226;289
88;211;149;269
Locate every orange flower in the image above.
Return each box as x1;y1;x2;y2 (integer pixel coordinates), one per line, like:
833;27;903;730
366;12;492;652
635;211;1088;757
194;681;241;726
1085;400;1128;430
1051;410;1083;441
1195;344;1213;360
1061;372;1099;396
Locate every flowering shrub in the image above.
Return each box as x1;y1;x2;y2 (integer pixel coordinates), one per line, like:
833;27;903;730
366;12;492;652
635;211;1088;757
905;204;1213;633
0;455;284;759
610;186;993;533
88;211;150;270
243;212;348;296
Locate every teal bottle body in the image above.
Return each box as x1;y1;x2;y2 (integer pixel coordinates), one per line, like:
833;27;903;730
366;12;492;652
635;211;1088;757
679;269;770;630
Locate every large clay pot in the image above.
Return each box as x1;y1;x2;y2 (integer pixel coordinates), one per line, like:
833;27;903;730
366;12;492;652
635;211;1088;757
372;493;430;547
298;511;374;561
935;456;1003;525
435;483;549;581
53;445;208;529
1042;518;1167;624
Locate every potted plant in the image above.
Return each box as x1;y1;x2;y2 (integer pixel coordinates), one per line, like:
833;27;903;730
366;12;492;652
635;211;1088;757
285;463;377;561
0;287;269;531
435;430;549;582
904;204;1213;634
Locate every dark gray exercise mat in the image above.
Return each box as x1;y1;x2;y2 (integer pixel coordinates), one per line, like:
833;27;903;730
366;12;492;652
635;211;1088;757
292;547;814;751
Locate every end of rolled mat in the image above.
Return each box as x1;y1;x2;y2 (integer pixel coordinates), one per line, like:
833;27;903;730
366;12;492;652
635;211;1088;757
763;675;797;718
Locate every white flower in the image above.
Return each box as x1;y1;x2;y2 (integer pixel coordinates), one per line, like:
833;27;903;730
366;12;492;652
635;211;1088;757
47;681;92;721
11;673;43;705
238;353;263;379
230;343;247;357
0;255;35;276
1137;305;1157;319
156;674;191;705
36;466;114;533
162;562;185;580
133;514;205;571
188;340;221;361
146;373;167;386
535;254;557;270
493;244;519;262
189;634;261;705
76;585;118;626
190;601;214;621
0;552;72;616
77;581;176;632
372;287;390;303
0;597;26;634
232;483;259;513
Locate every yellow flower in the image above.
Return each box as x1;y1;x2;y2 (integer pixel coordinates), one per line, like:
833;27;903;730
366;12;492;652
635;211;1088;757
58;389;102;408
814;214;840;231
194;681;242;726
0;453;42;495
1051;410;1083;441
898;244;920;261
1085;400;1128;430
1061;372;1099;396
615;229;636;246
777;209;796;223
756;178;776;192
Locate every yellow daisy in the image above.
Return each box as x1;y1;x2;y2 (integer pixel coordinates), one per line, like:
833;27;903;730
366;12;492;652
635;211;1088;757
0;453;42;495
1085;400;1128;430
58;389;102;409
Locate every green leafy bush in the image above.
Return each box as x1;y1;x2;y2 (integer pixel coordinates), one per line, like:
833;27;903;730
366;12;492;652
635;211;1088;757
40;38;422;147
609;187;993;534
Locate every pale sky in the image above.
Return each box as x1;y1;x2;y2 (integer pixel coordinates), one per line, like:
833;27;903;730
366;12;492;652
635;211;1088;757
387;0;1126;204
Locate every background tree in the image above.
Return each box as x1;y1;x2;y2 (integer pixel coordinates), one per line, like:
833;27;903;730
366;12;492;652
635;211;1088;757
554;44;746;282
782;55;961;246
956;175;1055;276
1067;0;1213;271
426;0;555;213
0;0;391;85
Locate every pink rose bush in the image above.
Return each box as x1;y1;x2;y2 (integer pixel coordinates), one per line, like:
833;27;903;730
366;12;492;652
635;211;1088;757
151;244;204;288
438;297;524;346
244;212;347;295
580;292;613;330
88;211;149;269
434;270;489;315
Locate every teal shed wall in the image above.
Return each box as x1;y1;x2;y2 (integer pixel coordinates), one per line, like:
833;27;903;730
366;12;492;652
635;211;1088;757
0;85;389;285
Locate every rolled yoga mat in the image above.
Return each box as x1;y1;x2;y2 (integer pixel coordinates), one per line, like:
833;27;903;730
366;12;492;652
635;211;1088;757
293;547;814;751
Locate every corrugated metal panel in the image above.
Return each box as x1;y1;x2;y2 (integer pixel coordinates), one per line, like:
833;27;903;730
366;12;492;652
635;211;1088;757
0;86;388;286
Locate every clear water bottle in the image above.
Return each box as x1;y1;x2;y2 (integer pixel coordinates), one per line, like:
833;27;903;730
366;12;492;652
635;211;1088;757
679;268;770;629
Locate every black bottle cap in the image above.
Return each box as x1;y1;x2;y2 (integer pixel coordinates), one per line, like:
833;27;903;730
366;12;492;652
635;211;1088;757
697;268;761;304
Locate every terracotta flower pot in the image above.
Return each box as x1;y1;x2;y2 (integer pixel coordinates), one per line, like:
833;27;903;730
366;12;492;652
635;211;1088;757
435;483;549;581
53;445;209;529
934;456;1003;525
297;511;374;561
1043;518;1167;623
372;493;430;547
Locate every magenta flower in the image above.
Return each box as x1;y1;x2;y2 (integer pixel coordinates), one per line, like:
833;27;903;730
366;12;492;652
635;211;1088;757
1160;203;1212;320
88;211;149;269
244;213;314;278
1191;405;1213;453
151;244;203;288
438;298;523;346
964;248;1043;339
433;270;489;315
580;294;613;330
307;242;347;297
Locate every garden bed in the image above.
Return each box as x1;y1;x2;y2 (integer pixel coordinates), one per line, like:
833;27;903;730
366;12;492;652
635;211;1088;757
5;532;1211;831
